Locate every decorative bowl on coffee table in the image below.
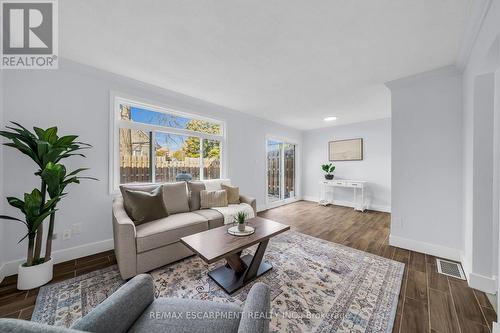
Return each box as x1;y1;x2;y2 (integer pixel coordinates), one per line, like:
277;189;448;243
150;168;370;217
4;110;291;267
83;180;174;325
227;225;255;236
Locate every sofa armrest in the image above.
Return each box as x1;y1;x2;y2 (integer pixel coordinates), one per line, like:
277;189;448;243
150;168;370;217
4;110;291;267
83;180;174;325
72;274;154;333
0;318;84;333
240;194;257;215
112;197;137;279
238;283;271;333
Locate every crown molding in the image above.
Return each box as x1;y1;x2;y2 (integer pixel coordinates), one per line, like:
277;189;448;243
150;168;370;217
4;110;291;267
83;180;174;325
456;0;493;70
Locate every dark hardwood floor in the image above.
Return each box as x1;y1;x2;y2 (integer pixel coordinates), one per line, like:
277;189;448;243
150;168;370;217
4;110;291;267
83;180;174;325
0;200;496;333
260;201;497;333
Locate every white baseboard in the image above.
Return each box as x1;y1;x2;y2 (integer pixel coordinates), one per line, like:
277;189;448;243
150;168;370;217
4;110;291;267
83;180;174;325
0;238;114;281
367;204;391;213
302;195;318;202
461;254;472;281
302;196;391;213
389;234;462;262
256;204;267;212
461;253;498;293
468;272;498;294
493;322;499;333
259;197;301;212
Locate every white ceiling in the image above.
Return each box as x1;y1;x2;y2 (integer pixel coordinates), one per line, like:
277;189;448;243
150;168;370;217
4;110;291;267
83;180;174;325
60;0;471;130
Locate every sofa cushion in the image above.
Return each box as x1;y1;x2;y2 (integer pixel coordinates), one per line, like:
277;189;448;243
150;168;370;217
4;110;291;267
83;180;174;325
200;190;228;209
119;184;161;218
123;187;168;225
221;184;240;204
135;213;208;253
188;181;206;211
202;178;231;191
193;209;224;229
162;182;190;214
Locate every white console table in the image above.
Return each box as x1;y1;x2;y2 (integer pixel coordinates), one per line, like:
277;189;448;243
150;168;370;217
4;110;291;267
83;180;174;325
319;179;367;211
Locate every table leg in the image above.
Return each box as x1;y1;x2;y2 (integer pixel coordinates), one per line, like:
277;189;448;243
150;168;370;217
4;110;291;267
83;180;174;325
245;239;269;281
225;253;247;274
208;240;272;294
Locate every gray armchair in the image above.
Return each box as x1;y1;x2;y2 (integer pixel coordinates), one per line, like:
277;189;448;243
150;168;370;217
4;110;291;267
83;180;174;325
0;274;271;333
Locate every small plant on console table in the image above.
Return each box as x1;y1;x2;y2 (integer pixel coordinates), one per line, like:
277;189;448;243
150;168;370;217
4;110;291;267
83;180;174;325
235;211;247;232
321;163;335;180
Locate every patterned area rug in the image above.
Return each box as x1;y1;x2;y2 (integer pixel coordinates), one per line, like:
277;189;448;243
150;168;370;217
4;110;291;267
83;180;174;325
32;231;404;332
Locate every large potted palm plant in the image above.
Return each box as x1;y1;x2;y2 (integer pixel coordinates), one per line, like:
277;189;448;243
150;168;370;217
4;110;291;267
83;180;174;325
0;123;95;290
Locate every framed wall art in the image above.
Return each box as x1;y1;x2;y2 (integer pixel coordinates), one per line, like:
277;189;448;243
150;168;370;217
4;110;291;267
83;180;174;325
328;138;363;161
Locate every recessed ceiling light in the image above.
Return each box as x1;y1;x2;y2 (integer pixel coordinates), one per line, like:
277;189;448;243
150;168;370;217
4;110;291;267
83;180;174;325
324;116;337;121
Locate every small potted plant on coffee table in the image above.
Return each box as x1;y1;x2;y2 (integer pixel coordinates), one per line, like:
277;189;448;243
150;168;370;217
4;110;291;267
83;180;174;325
235;211;247;232
322;163;335;180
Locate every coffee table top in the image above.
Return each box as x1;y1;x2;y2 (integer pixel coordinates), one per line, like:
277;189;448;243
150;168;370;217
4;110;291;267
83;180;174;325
180;216;290;263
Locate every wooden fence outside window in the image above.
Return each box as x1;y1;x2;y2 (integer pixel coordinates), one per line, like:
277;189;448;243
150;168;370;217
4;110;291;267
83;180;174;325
120;155;220;183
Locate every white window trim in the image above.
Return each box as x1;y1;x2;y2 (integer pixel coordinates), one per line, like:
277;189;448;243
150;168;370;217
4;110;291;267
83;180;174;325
109;92;227;194
265;134;300;209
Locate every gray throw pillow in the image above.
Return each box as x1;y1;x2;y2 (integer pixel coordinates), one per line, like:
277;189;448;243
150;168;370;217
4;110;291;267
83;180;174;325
188;181;206;211
119;184;160;219
124;187;168;225
200;190;229;209
162;182;190;214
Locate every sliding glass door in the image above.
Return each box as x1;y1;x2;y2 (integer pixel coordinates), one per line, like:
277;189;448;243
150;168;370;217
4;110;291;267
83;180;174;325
267;139;296;207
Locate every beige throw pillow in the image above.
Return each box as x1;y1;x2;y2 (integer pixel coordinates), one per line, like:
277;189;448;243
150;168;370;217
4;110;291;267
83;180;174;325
221;184;240;204
200;190;228;209
162;182;190;214
123;187;168;225
188;181;206;211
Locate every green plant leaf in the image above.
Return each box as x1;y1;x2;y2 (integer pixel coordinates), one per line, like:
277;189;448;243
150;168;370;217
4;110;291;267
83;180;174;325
0;215;26;223
55;135;78;147
6;196;25;210
56;153;86;161
35;140;51;159
65;168;89;178
76;176;98;181
42;162;66;197
6;139;41;165
9;122;37;139
41;147;66;167
32;209;57;232
33;127;45;140
23;189;43;221
17;233;30;244
44;127;58;144
75;141;92;147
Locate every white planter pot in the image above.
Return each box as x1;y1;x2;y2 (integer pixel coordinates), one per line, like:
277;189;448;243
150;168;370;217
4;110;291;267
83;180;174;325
238;223;246;232
17;259;53;290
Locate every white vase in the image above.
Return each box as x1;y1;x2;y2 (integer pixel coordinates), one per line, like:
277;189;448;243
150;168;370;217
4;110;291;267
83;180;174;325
238;223;245;232
17;258;53;290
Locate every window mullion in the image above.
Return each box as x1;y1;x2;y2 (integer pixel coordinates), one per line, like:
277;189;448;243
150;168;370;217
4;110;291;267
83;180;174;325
150;131;156;182
199;137;204;180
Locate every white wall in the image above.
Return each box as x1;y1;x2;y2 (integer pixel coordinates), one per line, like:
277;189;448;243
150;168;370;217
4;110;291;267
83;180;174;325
0;59;302;275
302;118;391;212
387;66;464;260
462;0;500;294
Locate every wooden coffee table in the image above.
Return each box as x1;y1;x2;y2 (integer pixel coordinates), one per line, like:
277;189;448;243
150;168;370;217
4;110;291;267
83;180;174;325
180;216;290;294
